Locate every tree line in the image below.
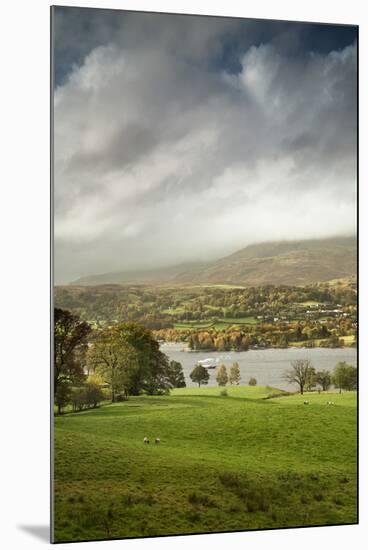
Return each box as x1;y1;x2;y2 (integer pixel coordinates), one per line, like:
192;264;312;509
53;308;357;412
188;359;357;395
189;361;257;388
154;317;356;351
54;281;357;330
284;360;357;395
54;308;186;414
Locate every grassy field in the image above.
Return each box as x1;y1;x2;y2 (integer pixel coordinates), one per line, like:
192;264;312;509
173;317;259;330
54;386;357;542
216;317;258;325
290;334;356;348
174;321;215;330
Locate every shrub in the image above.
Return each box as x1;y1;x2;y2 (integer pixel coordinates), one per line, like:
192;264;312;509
71;382;104;411
84;382;104;408
248;377;257;386
71;387;87;411
115;393;129;402
220;389;228;397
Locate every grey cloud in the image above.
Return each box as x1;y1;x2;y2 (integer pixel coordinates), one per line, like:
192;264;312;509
53;13;357;284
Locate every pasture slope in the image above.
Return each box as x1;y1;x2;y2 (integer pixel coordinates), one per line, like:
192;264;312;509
54;386;357;542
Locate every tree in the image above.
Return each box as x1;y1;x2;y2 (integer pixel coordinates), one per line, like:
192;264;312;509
284;359;314;395
305;366;317;391
87;327;140;402
87;373;105;386
216;364;228;386
229;362;241;385
88;322;173;399
315;370;331;391
117;322;171;395
332;362;357;393
54;380;72;415
167;360;186;388
54;308;91;395
190;364;210;387
248;377;257;386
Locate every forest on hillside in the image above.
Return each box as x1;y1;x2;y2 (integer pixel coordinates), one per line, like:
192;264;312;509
54;279;357;351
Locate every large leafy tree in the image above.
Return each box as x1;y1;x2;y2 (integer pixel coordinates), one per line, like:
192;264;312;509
167;360;186;388
333;362;357;393
315;370;332;391
88;322;172;398
118;322;172;395
87;327;139;402
54;308;91;396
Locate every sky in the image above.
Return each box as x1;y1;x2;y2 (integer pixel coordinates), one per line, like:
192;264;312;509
53;7;357;284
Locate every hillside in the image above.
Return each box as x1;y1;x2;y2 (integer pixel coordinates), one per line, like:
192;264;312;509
54;388;357;541
176;236;357;286
72;236;356;287
71;261;206;286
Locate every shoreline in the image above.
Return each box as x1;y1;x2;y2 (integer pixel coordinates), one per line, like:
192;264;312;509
160;342;356;352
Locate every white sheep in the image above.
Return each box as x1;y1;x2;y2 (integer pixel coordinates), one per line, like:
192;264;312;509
143;437;150;444
155;437;161;444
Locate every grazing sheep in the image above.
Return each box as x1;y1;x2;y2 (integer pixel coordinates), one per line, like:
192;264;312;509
327;401;335;406
155;437;161;445
303;400;309;405
143;437;149;444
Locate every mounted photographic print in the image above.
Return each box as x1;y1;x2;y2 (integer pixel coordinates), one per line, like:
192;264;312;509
51;5;358;543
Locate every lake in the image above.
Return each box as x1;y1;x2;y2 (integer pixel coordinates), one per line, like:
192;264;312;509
160;343;357;390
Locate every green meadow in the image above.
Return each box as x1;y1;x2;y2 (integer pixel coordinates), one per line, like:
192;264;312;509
173;316;259;331
54;386;357;542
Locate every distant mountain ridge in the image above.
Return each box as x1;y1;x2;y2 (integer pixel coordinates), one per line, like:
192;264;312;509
71;236;356;287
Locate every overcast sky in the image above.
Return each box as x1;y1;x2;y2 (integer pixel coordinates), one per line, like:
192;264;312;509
53;8;357;284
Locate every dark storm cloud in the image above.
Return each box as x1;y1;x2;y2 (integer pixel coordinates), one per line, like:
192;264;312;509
53;8;357;284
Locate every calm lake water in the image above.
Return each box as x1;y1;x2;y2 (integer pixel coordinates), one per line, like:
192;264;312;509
160;343;357;391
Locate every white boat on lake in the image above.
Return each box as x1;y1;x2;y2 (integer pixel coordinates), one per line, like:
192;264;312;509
197;358;218;369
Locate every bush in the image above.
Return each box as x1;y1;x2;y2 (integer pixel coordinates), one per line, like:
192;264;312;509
220;389;228;397
71;387;87;411
84;382;104;408
115;393;129;402
248;377;257;386
71;382;104;411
